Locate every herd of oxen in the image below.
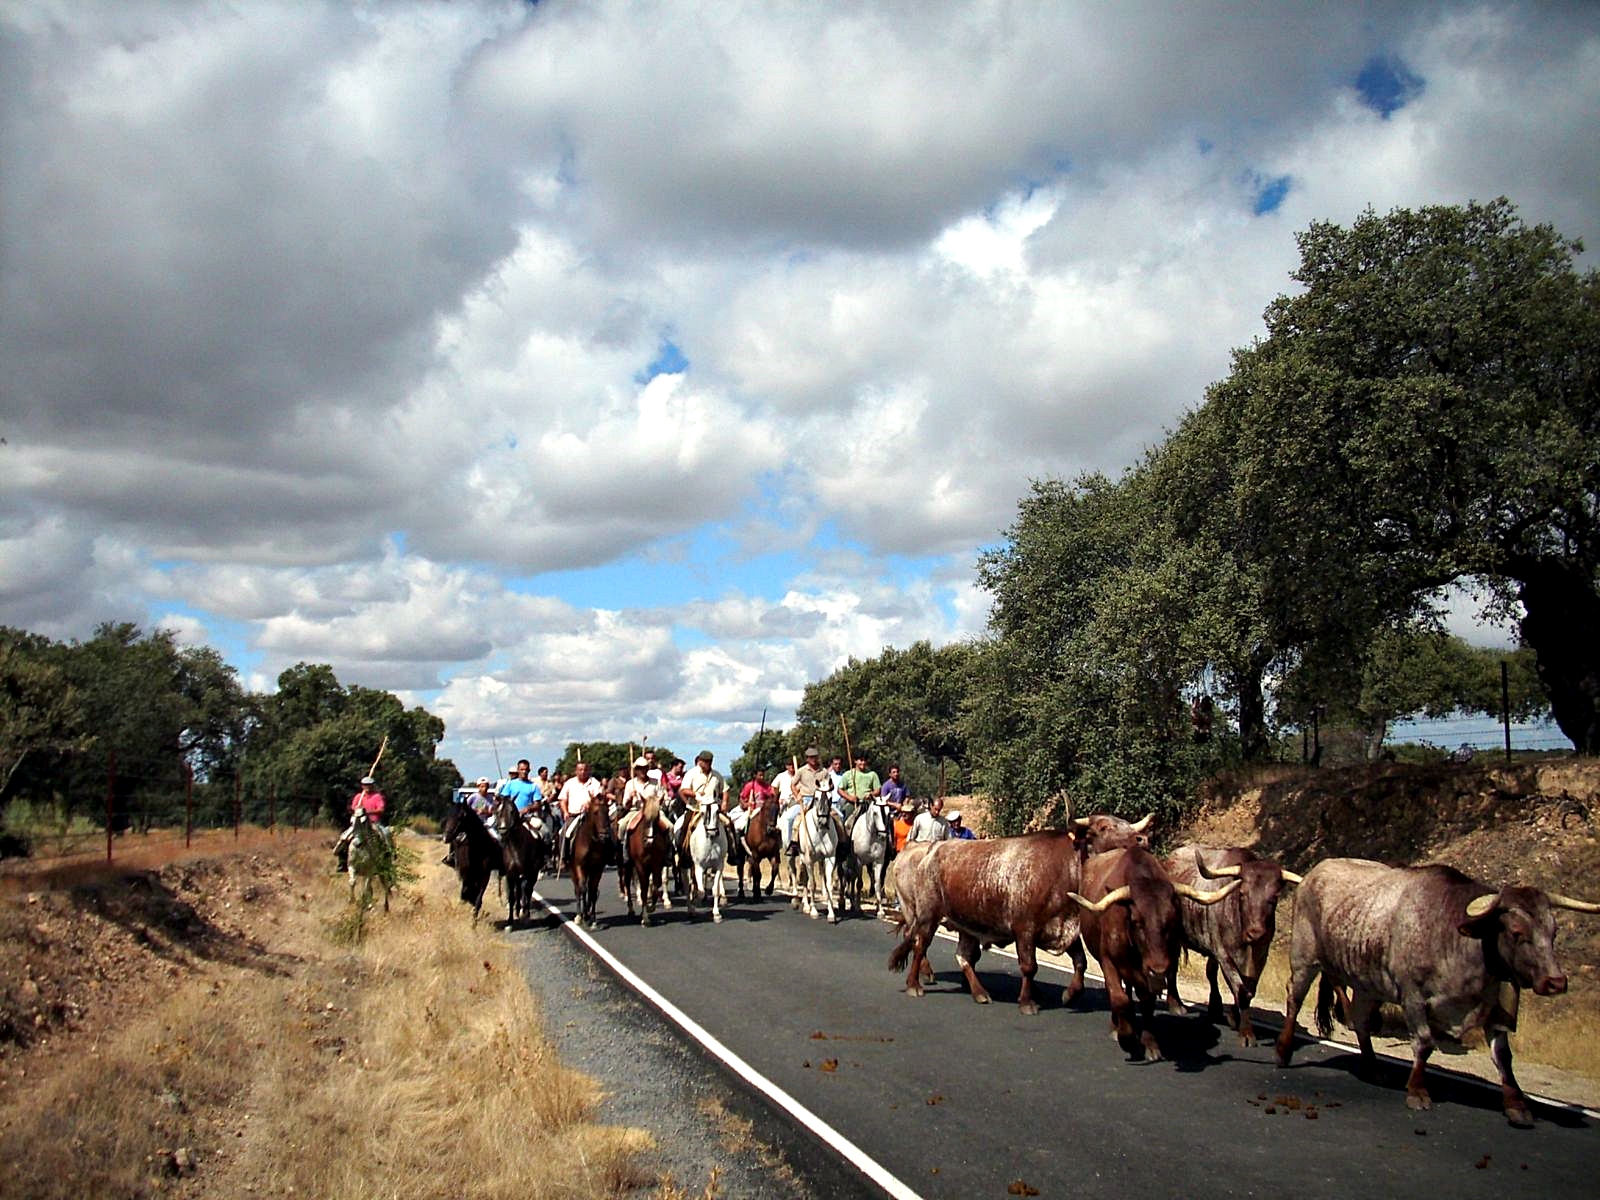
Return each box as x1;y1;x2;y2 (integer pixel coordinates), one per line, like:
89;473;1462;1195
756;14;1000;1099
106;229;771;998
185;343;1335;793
442;791;1598;1130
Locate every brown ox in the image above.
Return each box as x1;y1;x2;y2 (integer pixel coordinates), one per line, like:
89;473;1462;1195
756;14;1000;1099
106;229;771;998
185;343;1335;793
1161;845;1302;1046
1069;846;1237;1061
1274;858;1600;1126
887;813;1151;1015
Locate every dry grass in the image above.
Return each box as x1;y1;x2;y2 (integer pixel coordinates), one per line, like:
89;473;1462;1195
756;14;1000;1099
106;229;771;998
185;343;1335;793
0;836;654;1199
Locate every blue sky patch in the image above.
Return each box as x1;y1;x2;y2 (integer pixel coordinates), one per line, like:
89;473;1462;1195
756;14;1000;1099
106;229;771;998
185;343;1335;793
1251;174;1292;215
636;338;689;384
1355;54;1424;117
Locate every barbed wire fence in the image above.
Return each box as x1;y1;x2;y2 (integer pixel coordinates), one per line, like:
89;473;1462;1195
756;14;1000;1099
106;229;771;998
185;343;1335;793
0;748;339;866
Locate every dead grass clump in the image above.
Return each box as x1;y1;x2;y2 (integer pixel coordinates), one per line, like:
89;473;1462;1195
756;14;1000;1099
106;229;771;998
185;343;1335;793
224;852;652;1199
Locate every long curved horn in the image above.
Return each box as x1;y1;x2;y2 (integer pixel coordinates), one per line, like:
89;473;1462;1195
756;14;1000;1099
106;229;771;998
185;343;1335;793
1072;816;1090;829
1547;892;1600;914
1067;885;1132;913
1173;880;1240;906
1278;868;1304;886
1129;812;1154;834
1464;893;1499;919
1193;851;1242;880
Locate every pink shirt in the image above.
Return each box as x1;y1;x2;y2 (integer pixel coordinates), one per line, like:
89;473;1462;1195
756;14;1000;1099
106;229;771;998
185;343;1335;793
351;789;386;818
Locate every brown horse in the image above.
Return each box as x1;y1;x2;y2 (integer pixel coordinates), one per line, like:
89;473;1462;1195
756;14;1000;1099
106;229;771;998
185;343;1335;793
569;798;616;928
621;792;673;925
737;797;782;900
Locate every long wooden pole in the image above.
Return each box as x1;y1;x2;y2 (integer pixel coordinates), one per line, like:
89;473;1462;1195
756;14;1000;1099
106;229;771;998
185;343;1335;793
369;734;389;779
839;713;853;770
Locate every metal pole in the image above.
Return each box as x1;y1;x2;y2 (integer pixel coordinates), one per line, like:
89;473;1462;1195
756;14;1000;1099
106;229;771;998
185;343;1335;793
106;751;116;864
269;784;277;833
185;763;194;848
1502;660;1512;764
234;774;241;840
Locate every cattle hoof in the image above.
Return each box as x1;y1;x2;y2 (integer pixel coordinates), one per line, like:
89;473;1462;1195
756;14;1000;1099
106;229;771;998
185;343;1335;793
1238;1031;1257;1048
1506;1105;1534;1129
1019;1001;1040;1017
713;913;723;923
641;914;652;927
906;985;924;998
1405;1092;1432;1112
808;910;820;920
972;993;990;1005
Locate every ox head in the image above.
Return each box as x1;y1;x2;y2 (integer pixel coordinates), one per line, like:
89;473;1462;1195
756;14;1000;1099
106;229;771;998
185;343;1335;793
1071;812;1154;856
1194;851;1302;946
1461;886;1600;997
1070;868;1237;993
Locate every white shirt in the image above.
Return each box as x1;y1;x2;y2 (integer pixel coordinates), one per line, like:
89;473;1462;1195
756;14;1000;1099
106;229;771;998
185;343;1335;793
559;775;603;817
681;764;726;811
623;777;663;811
909;811;950;844
774;770;796;804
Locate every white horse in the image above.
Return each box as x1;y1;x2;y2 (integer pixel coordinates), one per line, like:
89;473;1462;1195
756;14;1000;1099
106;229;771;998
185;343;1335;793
346;810;392;913
849;797;893;916
792;798;840;923
686;808;729;922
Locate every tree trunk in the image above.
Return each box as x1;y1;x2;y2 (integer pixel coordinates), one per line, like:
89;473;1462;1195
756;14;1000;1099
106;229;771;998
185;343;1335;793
1516;561;1600;755
1232;660;1272;762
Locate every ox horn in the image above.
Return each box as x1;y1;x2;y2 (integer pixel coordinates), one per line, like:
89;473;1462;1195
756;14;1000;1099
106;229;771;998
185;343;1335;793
1193;852;1242;880
1546;892;1600;914
1464;893;1499;919
1129;812;1154;834
1173;880;1241;906
1067;885;1133;913
1279;868;1304;886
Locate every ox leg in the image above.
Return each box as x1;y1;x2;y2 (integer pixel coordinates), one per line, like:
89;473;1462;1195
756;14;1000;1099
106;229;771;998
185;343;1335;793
1215;956;1259;1046
1207;958;1228;1024
1014;934;1041;1017
1063;937;1087;1006
1165;958;1188;1016
1489;1030;1534;1128
1402;997;1437;1112
955;932;992;1005
1274;963;1318;1068
1135;983;1163;1062
1103;964;1138;1051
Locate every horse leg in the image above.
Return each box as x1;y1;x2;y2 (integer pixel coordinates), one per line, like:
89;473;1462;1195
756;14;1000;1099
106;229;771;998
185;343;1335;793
822;857;839;924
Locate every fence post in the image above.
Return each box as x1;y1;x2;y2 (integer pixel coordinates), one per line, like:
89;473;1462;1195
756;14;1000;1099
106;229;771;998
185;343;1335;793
269;785;277;833
185;763;194;848
1501;660;1512;764
234;775;242;840
105;751;117;864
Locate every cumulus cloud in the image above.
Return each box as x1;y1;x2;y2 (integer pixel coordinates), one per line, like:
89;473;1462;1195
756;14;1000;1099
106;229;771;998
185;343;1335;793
1;2;1594;772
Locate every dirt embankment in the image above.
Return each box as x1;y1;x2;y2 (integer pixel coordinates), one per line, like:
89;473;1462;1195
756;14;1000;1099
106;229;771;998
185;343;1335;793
1178;758;1600;1093
0;833;654;1200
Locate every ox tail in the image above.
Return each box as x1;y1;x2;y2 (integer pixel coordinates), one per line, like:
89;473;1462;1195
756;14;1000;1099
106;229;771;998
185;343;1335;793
888;934;915;973
1314;973;1337;1039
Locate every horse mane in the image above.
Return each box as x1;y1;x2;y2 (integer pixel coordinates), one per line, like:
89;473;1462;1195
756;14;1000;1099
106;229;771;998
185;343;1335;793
640;788;660;825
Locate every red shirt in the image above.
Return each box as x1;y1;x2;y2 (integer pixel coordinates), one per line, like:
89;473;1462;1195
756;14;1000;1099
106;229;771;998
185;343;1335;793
740;780;775;809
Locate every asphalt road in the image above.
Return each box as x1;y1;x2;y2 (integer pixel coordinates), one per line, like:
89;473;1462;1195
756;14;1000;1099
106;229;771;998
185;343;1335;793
518;881;1598;1200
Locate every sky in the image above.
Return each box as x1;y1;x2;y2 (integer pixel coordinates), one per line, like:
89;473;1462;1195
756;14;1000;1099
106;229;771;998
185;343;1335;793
3;1;1597;781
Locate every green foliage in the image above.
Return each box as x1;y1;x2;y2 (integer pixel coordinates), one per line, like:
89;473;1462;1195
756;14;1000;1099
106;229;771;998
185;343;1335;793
554;741;673;779
790;640;978;796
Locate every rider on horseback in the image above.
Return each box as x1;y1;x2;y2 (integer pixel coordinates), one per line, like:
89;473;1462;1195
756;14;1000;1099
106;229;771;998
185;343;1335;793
676;750;729;854
784;747;834;859
334;774;389;872
840;752;881;838
619;757;671;848
557;760;604;867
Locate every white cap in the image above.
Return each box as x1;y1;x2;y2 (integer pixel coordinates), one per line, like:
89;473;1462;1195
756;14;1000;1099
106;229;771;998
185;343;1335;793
476;776;491;786
947;810;962;822
633;756;649;769
360;776;376;785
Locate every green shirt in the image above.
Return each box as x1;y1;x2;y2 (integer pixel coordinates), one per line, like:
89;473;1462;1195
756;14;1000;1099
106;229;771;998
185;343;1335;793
841;768;881;803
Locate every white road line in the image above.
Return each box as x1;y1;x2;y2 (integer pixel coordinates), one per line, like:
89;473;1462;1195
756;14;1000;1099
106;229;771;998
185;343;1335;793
529;888;925;1200
926;926;1600;1120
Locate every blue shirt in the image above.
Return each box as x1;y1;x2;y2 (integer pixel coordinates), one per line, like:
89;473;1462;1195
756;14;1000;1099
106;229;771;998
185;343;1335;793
880;779;908;806
499;777;542;813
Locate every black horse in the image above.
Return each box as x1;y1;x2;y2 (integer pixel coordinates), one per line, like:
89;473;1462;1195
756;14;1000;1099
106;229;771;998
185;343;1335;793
441;800;501;925
493;795;547;924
